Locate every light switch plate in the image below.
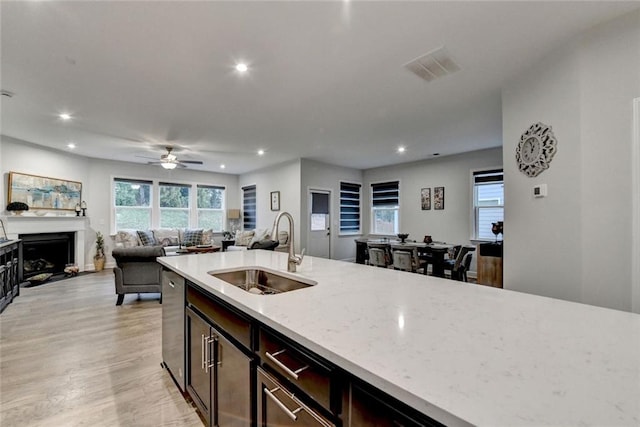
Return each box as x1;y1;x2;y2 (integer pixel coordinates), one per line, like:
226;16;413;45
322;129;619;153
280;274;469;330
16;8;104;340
533;184;547;198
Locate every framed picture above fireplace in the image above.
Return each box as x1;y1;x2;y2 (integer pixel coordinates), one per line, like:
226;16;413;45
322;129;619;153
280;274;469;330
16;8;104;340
7;172;82;211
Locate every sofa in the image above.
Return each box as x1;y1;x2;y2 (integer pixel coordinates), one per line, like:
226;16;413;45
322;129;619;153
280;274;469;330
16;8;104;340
112;246;165;306
112;228;216;254
226;228;289;252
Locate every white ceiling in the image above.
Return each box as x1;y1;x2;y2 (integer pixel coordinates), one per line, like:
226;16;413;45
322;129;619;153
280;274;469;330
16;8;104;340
2;1;638;174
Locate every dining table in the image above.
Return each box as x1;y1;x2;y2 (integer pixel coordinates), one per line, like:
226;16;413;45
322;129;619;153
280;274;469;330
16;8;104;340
355;238;453;277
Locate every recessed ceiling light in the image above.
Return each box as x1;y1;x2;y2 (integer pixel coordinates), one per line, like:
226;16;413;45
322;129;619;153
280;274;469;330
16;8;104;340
59;113;72;121
67;143;76;149
257;149;265;156
235;63;248;73
220;164;226;169
397;146;406;153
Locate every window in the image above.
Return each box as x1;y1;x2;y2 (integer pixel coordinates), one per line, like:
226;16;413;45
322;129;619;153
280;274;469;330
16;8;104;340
340;182;361;234
197;185;225;231
159;182;190;228
113;178;227;232
242;185;256;230
114;178;152;230
371;181;399;235
473;169;504;240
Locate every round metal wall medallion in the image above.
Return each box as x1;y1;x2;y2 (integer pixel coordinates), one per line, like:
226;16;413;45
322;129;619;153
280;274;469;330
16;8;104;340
515;122;557;177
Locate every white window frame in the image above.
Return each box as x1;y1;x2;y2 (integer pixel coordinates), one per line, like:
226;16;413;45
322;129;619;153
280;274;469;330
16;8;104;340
111;176;227;233
196;185;226;231
471;168;504;241
113;178;153;232
339;181;362;236
370;180;400;236
242;184;257;230
159;182;191;229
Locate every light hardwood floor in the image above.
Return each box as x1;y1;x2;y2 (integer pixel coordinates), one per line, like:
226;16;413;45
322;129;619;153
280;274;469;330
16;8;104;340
0;271;203;427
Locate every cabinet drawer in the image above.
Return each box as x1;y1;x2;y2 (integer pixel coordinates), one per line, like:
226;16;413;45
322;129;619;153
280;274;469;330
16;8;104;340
187;285;252;349
259;328;333;411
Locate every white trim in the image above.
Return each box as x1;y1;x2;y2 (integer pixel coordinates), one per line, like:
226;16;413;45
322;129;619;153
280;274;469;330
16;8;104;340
632;98;640;314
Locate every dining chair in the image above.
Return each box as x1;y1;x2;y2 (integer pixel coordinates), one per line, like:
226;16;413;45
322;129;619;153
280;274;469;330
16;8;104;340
458;252;474;282
443;245;476;281
368;247;388;268
392;249;414;272
416;246;433;275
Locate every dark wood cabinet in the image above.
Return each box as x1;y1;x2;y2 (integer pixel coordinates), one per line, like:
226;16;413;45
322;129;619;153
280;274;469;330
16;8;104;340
179;281;443;427
348;382;444;427
186;296;252;427
0;240;22;314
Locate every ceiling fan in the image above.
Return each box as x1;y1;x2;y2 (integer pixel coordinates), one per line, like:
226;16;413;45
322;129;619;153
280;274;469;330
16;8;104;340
148;146;203;169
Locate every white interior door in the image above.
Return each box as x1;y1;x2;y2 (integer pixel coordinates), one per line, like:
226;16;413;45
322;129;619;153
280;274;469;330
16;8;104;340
308;190;330;259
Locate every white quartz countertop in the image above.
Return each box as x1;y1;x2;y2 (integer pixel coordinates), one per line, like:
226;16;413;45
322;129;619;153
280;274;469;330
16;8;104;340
158;250;640;426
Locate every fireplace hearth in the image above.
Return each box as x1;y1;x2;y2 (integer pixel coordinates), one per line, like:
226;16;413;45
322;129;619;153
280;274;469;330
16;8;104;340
19;232;75;279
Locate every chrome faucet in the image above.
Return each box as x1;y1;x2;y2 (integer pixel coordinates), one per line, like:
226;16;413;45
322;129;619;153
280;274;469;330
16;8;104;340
271;211;305;272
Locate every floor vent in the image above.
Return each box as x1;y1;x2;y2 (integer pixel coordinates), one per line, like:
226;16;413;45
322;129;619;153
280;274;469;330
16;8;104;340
404;46;460;83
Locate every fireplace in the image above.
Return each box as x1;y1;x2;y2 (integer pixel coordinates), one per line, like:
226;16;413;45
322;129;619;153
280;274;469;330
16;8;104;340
3;216;87;272
20;232;75;279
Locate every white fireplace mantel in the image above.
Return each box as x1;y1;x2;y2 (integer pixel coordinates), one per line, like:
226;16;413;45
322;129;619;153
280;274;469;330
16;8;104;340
1;215;89;271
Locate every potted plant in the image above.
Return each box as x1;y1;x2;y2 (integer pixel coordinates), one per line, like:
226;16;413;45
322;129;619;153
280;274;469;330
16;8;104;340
94;231;106;271
6;201;29;215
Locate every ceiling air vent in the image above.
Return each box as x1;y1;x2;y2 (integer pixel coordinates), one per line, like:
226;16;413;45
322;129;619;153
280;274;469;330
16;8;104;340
404;46;460;83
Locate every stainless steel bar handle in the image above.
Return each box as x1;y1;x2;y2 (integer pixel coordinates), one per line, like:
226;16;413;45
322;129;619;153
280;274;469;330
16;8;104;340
201;334;205;370
264;387;302;421
265;349;309;380
204;336;215;372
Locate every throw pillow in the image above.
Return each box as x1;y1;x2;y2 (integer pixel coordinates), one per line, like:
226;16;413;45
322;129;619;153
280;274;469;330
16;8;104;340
153;228;180;247
249;228;269;246
183;229;203;246
234;230;255;246
115;230;140;248
278;231;288;245
201;229;214;245
137;230;157;246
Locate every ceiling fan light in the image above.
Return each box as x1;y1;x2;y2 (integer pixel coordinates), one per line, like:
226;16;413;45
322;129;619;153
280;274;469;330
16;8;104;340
161;162;177;170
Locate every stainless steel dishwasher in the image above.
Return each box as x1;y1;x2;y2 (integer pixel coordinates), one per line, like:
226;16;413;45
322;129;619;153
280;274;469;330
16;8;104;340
162;269;186;392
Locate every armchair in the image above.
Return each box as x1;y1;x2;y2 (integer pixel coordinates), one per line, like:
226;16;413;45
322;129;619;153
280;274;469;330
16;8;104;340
112;246;165;306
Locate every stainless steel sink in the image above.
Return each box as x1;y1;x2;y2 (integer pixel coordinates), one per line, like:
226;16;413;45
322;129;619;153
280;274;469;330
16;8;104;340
209;268;316;295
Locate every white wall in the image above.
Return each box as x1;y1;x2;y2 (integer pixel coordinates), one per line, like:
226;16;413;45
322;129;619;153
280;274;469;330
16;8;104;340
239;159;302;251
300;159;363;261
502;10;640;312
1;137;240;269
363;148;502;247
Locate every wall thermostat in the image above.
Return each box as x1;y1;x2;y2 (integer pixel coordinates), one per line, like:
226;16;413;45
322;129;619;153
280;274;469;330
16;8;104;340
533;184;547;198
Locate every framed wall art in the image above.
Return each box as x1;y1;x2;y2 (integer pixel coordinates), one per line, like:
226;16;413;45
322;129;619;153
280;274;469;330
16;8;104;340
420;188;431;210
434;186;445;210
270;191;280;211
7;171;82;211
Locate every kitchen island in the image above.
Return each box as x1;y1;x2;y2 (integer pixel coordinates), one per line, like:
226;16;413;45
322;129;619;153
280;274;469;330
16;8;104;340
158;250;640;426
